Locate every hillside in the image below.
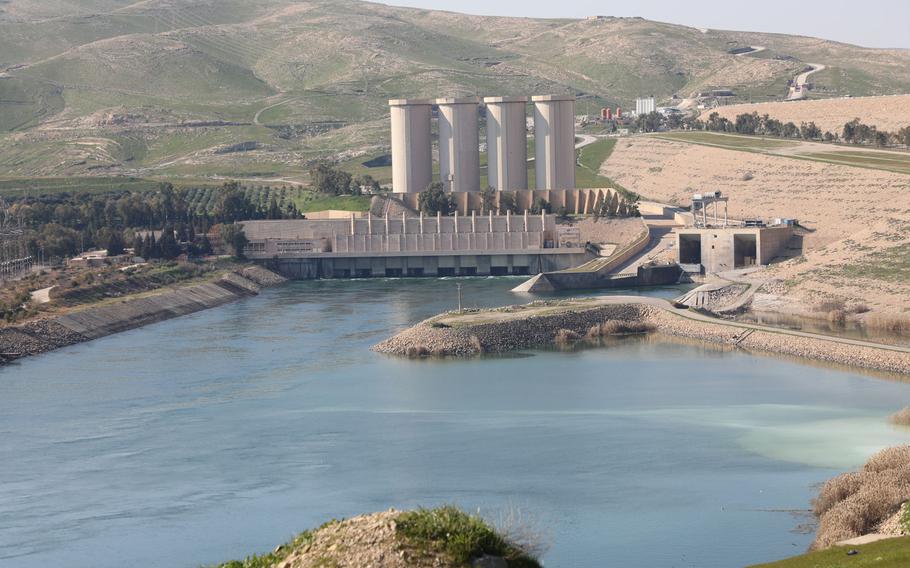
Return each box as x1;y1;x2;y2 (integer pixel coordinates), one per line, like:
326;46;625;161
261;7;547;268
1;0;910;182
702;95;910;134
602;135;910;313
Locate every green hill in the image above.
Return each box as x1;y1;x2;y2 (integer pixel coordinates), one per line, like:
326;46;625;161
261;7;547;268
1;0;909;182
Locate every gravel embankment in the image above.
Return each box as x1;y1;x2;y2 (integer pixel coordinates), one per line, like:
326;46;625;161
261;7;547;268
649;308;910;375
373;304;648;357
376;302;910;376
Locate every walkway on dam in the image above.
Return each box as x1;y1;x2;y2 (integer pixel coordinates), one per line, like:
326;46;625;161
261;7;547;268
599;295;910;355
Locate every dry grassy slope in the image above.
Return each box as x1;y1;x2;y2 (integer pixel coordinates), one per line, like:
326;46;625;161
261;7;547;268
701;95;910;134
1;0;910;178
602;137;910;311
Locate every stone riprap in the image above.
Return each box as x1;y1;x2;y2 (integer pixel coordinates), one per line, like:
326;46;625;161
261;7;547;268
374;299;910;376
373;302;649;357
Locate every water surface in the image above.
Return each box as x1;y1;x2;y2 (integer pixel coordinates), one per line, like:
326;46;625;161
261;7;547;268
1;278;909;568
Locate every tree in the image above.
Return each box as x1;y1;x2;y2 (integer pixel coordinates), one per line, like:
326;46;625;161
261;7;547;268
636;111;663;133
480;186;496;214
498;192;519;214
214;182;255;223
899;126;910;147
734;112;760;135
529;197;551;214
198;234;213;256
158;227;180;259
782;122;799;138
105;229;125;256
800;121;822;140
267;196;282;220
418;182;454;215
310;162;353;195
219;223;249;258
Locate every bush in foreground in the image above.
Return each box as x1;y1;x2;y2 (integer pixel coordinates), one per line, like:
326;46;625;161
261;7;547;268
396;506;542;567
812;446;910;549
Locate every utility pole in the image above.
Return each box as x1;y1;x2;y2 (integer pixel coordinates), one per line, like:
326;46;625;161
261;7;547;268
456;283;463;312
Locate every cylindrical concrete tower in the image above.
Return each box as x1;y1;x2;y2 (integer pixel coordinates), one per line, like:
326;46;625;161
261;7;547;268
389;99;433;194
483;96;529;191
436;97;480;193
532;94;576;190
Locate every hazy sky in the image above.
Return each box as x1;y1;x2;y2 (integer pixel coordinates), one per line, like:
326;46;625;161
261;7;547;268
385;0;909;49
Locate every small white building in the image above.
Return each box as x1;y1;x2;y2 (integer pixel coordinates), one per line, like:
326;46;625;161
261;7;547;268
635;96;656;116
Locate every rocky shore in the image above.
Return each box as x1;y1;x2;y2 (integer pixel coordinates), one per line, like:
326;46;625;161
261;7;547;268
374;298;910;376
373;301;649;357
0;265;286;365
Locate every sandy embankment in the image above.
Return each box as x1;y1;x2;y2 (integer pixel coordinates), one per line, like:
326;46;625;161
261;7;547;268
374;299;910;376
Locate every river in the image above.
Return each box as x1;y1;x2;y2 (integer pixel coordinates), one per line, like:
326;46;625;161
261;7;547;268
1;278;909;568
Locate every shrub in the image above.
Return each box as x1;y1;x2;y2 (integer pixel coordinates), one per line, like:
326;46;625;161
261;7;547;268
827;309;847;327
865;314;910;336
815;299;846;313
850;303;871;314
588;320;656;337
890;407;910;427
554;329;581;344
396;506;541;567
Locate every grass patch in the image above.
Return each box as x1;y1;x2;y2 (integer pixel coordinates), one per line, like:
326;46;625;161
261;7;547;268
801;151;910;175
574;138;635;197
655;131;799;151
836;244;910;284
0;176;163;197
396;506;542;567
747;537;910;568
296;193;372;213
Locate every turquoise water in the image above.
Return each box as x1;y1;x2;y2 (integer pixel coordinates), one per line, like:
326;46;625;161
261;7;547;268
1;278;910;568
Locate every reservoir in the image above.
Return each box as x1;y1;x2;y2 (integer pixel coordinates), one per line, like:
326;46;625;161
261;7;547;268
2;278;909;568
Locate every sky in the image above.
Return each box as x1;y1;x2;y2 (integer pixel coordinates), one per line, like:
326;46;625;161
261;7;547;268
385;0;910;49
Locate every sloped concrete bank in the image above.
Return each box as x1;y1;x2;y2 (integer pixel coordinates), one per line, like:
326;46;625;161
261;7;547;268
374;298;910;376
0;266;286;364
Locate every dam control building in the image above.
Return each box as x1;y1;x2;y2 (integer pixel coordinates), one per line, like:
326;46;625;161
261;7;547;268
390;94;576;194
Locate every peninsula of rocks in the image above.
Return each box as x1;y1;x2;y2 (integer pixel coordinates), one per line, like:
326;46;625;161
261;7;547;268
373;296;910;376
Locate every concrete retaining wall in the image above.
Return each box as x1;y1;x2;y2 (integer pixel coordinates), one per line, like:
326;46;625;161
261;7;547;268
0;268;286;363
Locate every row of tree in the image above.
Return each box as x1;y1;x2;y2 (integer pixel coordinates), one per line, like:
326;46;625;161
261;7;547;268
7;182;299;260
701;112;910;147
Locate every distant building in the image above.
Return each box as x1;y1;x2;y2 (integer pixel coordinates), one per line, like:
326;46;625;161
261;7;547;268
635;96;656;116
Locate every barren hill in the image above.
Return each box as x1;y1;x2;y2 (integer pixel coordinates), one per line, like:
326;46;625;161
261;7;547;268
602;136;910;313
2;0;910;179
702;95;910;134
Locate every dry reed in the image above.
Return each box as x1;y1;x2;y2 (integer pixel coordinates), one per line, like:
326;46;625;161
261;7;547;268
889;407;910;427
587;320;656;338
811;445;910;549
554;329;581;344
865;313;910;336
